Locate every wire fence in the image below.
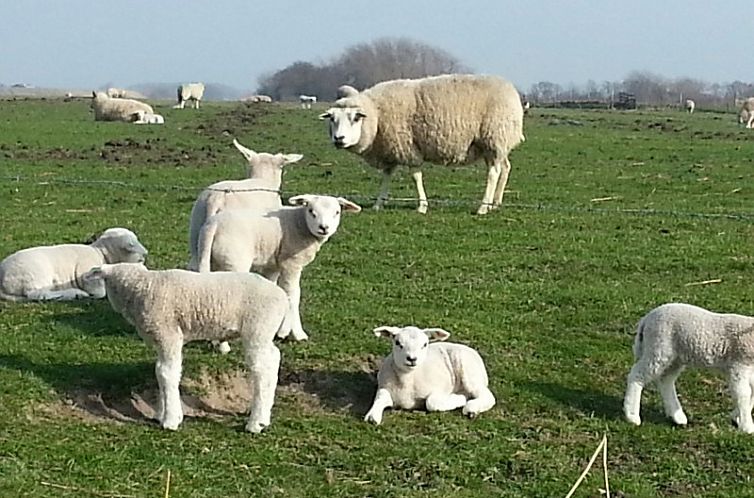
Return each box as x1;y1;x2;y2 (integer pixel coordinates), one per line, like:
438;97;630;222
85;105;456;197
3;174;754;222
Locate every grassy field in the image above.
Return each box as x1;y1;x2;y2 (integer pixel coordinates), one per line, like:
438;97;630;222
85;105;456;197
1;98;754;497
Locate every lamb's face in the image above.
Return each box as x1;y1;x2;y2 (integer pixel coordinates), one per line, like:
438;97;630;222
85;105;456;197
374;326;452;371
99;228;148;263
289;195;362;240
320;107;367;149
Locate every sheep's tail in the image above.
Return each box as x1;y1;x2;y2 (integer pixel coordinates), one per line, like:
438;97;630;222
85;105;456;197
196;219;218;273
632;316;646;360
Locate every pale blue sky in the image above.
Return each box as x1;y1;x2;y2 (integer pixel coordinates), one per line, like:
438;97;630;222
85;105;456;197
2;0;752;91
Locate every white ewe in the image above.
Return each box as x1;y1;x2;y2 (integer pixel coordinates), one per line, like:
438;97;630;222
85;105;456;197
175;83;205;109
299;95;317;109
91;92;153;122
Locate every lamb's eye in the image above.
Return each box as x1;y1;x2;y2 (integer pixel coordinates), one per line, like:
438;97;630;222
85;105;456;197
422;342;428;349
335;210;340;215
395;341;402;348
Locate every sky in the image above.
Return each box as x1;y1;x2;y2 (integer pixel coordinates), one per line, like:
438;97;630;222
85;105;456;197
2;0;753;93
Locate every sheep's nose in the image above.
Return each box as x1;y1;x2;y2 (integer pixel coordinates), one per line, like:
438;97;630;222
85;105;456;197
333;136;346;147
406;356;417;364
318;224;329;233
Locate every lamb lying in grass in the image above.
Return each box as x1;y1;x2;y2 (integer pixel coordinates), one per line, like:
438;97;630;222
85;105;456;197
0;228;147;302
624;302;754;433
364;325;495;425
83;263;289;432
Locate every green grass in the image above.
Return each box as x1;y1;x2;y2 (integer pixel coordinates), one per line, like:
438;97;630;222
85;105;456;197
2;99;754;497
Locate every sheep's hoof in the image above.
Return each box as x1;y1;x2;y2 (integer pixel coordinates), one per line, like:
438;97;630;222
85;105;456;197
364;412;382;425
291;330;309;341
161;418;182;431
372;203;384;211
417;204;428;215
476;205;490;215
624;414;642;426
670;411;688;426
245;420;268;433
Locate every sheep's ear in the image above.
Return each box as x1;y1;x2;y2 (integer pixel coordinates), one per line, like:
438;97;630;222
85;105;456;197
233;139;256;162
337;197;362;213
288;194;314;206
319;111;332;120
92;91;97;98
373;326;401;338
355;110;367;119
82;266;106;282
281;153;304;165
423;328;451;342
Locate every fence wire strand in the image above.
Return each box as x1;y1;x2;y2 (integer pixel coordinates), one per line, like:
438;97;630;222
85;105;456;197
3;175;754;222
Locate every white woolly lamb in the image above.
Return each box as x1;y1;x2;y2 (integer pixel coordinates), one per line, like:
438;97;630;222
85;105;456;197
175;83;205;109
624;303;754;433
91;91;154;122
82;263;289;432
0;228;147;302
320;74;525;215
132;110;164;124
739;98;754;128
196;194;361;341
364;325;495;425
299;95;317;109
685;99;695;114
186;139;304;271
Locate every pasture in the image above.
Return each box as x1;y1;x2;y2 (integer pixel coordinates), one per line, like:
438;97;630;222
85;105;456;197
1;98;754;497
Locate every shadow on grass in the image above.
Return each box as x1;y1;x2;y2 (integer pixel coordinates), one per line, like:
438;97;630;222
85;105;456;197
279;367;376;417
39;300;135;338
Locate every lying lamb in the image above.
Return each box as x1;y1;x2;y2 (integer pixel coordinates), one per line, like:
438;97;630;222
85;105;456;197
624;302;754;433
187;139;304;271
0;228;147;301
132;110;165;124
320;74;525;215
197;194;361;341
364;325;496;425
91;91;153;122
83;263;288;432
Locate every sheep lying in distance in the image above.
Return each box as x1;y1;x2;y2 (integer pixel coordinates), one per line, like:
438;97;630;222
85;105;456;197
624;303;754;433
320;74;525;215
107;87;127;98
83;263;289;432
132;110;165;124
175;82;205;109
187;139;304;271
91;91;154;122
197;195;361;342
245;94;273;103
0;228;147;302
685;99;695;114
364;326;495;425
739;97;754;128
299;95;317;109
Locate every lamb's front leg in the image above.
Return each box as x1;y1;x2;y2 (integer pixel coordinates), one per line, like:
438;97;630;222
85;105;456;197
365;388;394;425
276;268;307;341
730;368;754;433
373;168;393;211
410;167;428;214
245;342;280;433
155;339;184;430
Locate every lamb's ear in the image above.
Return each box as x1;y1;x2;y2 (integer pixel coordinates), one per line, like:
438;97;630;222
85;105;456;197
281;153;304;165
232;139;256;162
337;197;362;213
288;194;314;206
355;110;367;119
319;111;332;120
92;91;97;98
423;328;451;342
373;326;401;339
82;266;106;282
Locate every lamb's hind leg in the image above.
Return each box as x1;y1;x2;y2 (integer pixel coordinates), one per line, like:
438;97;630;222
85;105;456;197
729;367;754;433
477;158;501;215
492;156;512;210
410;167;428;214
245;342;281;433
155;339;183;430
462;387;496;418
657;363;687;425
624;357;667;426
426;393;467;412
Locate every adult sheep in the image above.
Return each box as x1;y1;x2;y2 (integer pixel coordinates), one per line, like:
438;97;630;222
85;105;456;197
685;99;695;114
91;92;153;122
175;83;205;109
299;95;317;109
320;74;525;215
739;97;754;128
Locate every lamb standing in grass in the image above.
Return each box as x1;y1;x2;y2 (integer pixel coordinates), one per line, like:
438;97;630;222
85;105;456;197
82;263;288;432
187;139;304;271
685;99;695;114
91;91;153;122
624;303;754;433
320;74;525;215
364;325;496;425
196;195;361;341
0;228;147;301
299;95;317;109
175;83;205;109
739;97;754;128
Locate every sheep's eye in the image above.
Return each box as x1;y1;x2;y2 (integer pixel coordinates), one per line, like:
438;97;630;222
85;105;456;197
422;342;428;349
335;210;340;215
395;341;402;348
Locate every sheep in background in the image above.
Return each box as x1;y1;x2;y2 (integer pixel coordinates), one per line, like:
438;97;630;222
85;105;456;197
196;195;361;342
82;263;289;432
624;303;754;433
91;91;153;122
685;99;695;114
0;228;147;302
320;74;525;215
131;110;165;124
364;325;495;425
299;95;317;109
175;83;205;109
107;87;127;98
739;97;754;128
187;139;304;272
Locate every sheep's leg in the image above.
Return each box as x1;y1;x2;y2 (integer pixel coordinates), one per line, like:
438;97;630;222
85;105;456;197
155;340;184;430
245;342;280;433
492;156;512;209
624;359;665;426
748;114;754;129
462;387;496;418
426;393;468;412
657;364;687;425
410;167;428;214
374;169;393;210
477;159;502;215
26;288;91;301
729;368;754;433
364;388;394;425
276;268;308;341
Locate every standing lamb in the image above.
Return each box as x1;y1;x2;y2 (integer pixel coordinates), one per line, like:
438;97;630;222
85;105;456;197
175;83;205;109
0;228;147;301
186;139;304;271
624;303;754;433
91;91;154;122
320;74;525;215
739;97;754;128
364;325;495;425
82;263;289;433
299;95;317;109
196;195;361;341
685;99;695;114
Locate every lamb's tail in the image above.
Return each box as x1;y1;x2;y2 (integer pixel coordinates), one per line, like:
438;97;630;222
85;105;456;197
632;317;646;360
196;219;219;273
